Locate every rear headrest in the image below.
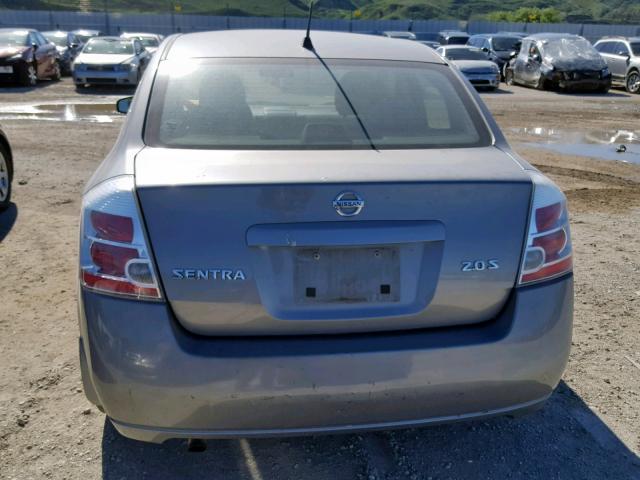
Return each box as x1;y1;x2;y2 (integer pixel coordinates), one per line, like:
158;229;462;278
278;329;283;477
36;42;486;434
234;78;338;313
199;72;247;109
334;71;389;116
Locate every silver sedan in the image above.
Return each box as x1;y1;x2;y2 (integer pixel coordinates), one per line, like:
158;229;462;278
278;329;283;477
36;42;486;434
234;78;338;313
72;36;150;88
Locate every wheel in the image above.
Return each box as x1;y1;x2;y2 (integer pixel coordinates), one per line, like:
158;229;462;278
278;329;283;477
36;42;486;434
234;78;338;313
595;85;610;94
19;62;37;87
626;70;640;94
505;68;515;86
51;61;61;81
535;75;547;90
0;142;13;212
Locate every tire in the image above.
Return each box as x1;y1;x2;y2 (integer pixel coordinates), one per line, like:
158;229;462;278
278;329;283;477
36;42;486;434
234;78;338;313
51;61;61;81
0;142;13;212
626;70;640;94
535;76;547;90
505;68;515;86
19;62;37;87
596;85;610;94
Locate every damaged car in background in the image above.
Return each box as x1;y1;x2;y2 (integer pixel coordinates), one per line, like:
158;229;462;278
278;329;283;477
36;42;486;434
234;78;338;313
505;33;611;93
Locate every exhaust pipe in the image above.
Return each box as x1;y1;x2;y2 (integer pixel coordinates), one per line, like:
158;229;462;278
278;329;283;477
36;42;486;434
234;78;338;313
187;438;207;452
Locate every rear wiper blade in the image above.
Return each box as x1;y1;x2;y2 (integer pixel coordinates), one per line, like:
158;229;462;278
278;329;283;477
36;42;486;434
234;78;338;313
309;51;378;152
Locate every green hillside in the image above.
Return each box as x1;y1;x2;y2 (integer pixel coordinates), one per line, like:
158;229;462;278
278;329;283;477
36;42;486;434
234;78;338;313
2;0;640;24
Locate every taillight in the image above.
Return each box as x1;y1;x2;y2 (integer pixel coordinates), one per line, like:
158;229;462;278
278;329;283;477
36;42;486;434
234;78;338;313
79;176;162;300
519;172;573;285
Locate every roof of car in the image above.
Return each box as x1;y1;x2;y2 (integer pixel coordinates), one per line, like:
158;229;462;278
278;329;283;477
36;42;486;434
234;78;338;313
470;33;522;38
597;36;640;42
525;33;584;41
439;45;478;50
88;36;130;42
121;32;159;37
0;28;35;33
166;30;445;63
42;31;68;36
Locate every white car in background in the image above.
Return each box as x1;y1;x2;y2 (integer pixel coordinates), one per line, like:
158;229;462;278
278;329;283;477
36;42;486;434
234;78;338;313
437;45;501;91
72;36;151;89
120;32;164;55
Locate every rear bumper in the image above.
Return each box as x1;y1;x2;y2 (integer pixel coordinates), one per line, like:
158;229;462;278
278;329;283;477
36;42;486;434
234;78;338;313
79;275;573;443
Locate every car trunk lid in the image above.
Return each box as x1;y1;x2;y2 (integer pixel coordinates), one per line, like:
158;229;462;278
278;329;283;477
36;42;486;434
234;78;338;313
135;146;531;336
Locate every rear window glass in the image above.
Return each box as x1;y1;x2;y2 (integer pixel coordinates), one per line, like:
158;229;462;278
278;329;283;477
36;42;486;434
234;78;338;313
441;48;488;61
491;37;520;51
145;58;491;150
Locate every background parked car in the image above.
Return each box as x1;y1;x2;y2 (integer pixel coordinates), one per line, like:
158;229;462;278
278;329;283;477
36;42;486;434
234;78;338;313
0;28;60;86
505;33;611;93
0;125;13;212
419;40;440;49
42;30;83;75
594;36;640;94
437;30;470;45
436;45;501;90
467;33;523;79
381;31;416;40
71;29;102;44
73;36;150;89
120;32;164;55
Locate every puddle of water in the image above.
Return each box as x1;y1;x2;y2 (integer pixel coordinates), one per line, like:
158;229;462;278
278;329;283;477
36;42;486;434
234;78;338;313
0;103;118;123
511;127;640;164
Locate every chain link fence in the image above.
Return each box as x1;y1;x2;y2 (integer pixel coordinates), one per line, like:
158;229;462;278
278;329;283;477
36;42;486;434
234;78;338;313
0;6;639;42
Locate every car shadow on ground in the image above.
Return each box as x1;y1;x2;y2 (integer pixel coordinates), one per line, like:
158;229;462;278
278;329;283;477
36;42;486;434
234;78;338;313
74;85;137;96
481;88;514;95
100;381;640;480
0;81;58;94
554;89;631;98
0;203;18;242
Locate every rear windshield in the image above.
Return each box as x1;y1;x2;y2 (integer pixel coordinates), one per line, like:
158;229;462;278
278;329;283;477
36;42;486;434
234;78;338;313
442;48;488;61
125;35;158;47
446;36;469;45
84;38;133;55
44;33;67;47
492;37;520;51
145;59;491;150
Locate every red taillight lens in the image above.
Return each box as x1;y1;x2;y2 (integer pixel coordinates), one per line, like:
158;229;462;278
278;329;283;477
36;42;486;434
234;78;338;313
90;242;139;276
80;176;162;300
90;211;134;243
535;202;562;232
532;228;567;262
519;173;572;286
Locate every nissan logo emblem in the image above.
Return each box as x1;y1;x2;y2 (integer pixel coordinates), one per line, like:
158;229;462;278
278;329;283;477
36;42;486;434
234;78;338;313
333;192;364;217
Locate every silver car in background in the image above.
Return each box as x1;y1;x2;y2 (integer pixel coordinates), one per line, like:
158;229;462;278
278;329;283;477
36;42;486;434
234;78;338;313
120;32;164;55
437;45;501;90
73;36;150;88
78;30;573;444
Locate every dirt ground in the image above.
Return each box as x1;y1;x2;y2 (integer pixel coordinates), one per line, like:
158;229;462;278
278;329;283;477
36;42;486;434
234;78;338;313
0;79;639;480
